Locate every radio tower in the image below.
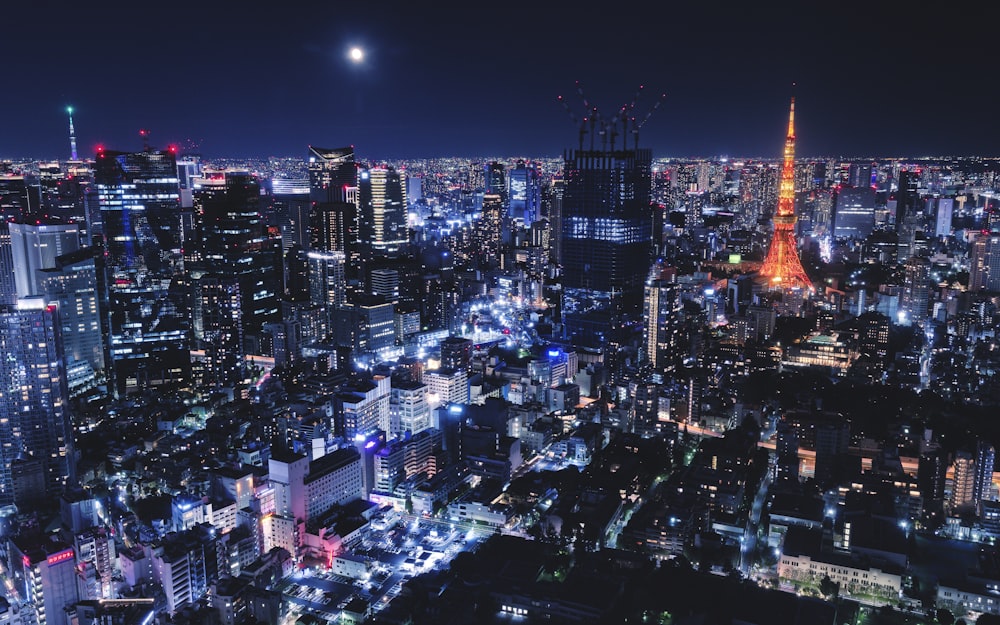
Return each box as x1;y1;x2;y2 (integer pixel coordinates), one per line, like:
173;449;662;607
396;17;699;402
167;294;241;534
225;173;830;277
758;97;812;292
67;106;78;160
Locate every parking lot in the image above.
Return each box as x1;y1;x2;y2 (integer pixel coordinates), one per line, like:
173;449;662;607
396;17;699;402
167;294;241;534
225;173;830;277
279;508;494;622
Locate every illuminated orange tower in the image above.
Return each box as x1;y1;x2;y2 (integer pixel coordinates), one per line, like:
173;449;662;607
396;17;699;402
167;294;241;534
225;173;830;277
759;98;813;292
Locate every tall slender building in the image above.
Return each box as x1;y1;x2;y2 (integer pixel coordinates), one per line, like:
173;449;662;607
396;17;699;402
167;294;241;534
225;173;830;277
758;98;812;292
95;148;189;396
0;300;74;507
189;170;281;387
358;165;407;256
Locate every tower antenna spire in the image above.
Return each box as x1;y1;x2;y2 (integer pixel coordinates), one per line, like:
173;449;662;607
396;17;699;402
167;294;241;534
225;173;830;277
758;95;813;292
67;106;78;161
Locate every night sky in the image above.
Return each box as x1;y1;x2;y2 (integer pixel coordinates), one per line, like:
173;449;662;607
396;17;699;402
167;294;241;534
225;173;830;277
4;1;996;161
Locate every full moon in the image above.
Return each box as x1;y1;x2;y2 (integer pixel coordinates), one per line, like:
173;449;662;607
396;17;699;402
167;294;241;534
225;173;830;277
349;47;364;63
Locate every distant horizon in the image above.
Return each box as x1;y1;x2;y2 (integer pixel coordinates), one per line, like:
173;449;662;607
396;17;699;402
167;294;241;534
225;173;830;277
6;150;1000;165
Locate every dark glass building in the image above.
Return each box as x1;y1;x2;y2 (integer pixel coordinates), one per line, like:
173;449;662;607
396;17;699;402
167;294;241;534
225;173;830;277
189;170;281;388
560;147;654;312
95;149;189;396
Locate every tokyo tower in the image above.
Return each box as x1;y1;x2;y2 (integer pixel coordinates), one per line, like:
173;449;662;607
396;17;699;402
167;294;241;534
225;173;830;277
759;98;813;292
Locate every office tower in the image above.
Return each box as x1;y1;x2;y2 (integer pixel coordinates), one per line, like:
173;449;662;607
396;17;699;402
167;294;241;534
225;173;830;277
560;143;653;310
935;198;953;238
308;250;347;314
900;255;930;326
969;232;1000;293
894;168;920;233
848;162;873;188
424;367;469;409
283;245;310;302
858;312;890;363
0;301;74;507
474;193;505;269
389;381;431;437
190;170;281;387
308;146;357;204
440;336;473;373
8;221;80;299
358;165;407;255
94;148;189;396
974;441;996;511
813;420;850;486
832;186;876;239
507;160;541;225
485;162;507;205
176;155;202;209
333;375;391;440
549;178;564;264
369;268;399;303
642;274;681;372
332;298;394;359
310;201;358;257
8;220;103;392
759;99;811;292
774;419;800;490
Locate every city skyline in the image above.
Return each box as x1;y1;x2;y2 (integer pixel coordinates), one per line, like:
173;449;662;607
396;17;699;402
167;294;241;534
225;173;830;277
4;2;998;160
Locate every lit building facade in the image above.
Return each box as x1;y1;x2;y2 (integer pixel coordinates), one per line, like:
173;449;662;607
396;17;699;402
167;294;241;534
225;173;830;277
94;149;189;396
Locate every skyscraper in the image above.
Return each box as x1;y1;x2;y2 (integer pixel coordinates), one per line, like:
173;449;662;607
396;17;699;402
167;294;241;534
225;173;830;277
832;186;876;240
642;273;681;372
358;165;407;256
900;255;930;326
0;300;74;507
969;232;1000;293
560;146;653;305
758;98;812;292
507;160;541;225
95;148;189;396
8;220;103;394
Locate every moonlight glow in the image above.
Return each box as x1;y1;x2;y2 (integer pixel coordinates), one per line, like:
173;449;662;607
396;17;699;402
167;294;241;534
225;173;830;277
349;47;364;63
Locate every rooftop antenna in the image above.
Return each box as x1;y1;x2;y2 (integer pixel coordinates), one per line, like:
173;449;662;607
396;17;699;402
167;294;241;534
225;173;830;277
66;106;78;160
139;128;151;152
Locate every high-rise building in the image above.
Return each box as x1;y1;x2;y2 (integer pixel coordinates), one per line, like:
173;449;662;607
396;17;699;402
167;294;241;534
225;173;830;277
759;99;812;293
484;162;507;205
0;301;74;507
900;255;930;326
189;170;281;387
474;193;505;269
358;165;407;256
8;537;79;625
8;221;80;299
969;232;1000;293
893;168;920;233
8;220;103;393
94;148;189;396
974;441;995;511
507;160;541;225
389;381;431;437
560;145;653;311
832;186;876;240
935;198;954;238
308;146;357;204
642;275;681;372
